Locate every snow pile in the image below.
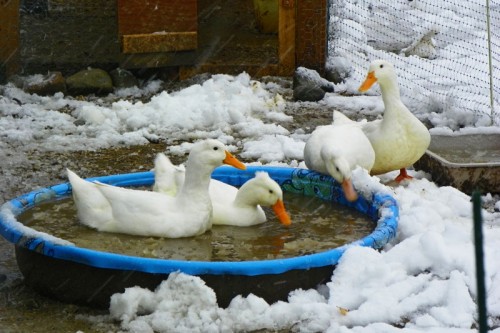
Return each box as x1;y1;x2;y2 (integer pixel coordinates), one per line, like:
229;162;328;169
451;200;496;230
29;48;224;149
0;73;291;152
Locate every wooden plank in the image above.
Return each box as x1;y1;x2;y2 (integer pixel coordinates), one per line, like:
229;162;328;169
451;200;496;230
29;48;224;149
122;32;198;54
117;0;197;35
0;0;20;81
278;0;296;76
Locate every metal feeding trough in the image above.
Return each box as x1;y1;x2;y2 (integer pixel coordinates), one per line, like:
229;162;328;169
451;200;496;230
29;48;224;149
414;133;500;194
0;166;398;308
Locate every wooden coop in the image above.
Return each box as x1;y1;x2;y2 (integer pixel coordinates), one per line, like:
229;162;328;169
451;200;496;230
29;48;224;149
1;0;328;81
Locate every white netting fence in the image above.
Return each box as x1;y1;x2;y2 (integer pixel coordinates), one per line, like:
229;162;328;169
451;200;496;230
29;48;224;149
328;0;500;129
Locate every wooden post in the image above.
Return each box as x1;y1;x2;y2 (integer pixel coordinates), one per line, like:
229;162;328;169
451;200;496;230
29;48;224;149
278;0;296;76
0;0;20;82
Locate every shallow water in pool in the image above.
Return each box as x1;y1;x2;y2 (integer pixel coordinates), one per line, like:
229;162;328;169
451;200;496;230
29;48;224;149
18;190;374;261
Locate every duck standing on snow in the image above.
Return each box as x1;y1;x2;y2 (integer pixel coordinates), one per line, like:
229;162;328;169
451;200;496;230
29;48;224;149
67;139;246;238
303;111;375;202
153;153;291;227
358;59;431;182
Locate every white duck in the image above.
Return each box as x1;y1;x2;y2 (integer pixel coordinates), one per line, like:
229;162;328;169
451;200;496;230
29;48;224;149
358;59;431;182
303;111;375;202
67;139;246;238
153;153;291;227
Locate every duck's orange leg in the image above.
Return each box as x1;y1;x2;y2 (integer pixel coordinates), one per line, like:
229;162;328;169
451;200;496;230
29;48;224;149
395;168;413;182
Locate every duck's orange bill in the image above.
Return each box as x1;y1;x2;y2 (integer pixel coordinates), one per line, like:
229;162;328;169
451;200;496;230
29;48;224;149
223;151;247;170
272;199;291;226
358;71;377;92
342;179;358;202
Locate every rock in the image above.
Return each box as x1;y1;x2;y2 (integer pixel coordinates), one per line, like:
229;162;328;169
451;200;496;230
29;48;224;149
325;56;353;84
7;75;25;89
23;72;67;96
66;68;113;95
293;67;334;102
109;68;139;89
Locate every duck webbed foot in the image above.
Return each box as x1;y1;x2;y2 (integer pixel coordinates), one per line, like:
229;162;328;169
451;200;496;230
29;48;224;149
395;168;413;182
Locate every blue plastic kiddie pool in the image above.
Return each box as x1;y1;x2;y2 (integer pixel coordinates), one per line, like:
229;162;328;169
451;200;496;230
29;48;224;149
0;166;398;308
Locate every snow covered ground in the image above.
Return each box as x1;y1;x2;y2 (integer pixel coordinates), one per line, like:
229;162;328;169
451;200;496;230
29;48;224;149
1;0;500;332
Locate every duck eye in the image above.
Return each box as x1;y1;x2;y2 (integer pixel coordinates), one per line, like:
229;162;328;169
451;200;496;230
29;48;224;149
269;190;274;194
380;64;384;68
213;146;219;151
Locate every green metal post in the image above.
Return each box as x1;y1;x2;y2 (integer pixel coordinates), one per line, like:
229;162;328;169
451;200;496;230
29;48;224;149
472;191;488;332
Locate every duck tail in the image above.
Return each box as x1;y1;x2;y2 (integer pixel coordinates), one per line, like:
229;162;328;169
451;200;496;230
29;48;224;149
67;168;110;229
332;111;355;126
153;153;183;195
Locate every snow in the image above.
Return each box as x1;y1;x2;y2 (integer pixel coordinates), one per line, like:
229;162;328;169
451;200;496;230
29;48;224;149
1;0;500;332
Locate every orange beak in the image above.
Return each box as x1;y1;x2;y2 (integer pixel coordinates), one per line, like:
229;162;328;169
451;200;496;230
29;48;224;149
358;71;377;92
272;199;291;226
342;178;358;202
223;150;246;170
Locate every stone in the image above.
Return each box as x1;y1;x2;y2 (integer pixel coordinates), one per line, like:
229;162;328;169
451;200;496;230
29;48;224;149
23;71;67;96
7;75;25;89
109;68;139;89
293;67;334;102
325;56;353;84
66;68;113;95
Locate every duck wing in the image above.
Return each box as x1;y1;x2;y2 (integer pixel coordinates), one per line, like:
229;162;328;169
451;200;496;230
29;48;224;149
94;183;211;237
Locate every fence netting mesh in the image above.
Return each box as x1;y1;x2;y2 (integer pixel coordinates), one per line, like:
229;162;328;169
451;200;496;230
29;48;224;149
328;0;500;128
